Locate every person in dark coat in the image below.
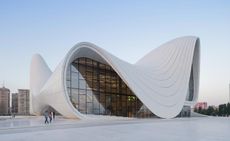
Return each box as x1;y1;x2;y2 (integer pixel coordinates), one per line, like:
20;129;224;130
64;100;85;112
44;111;49;124
49;112;52;123
53;111;55;120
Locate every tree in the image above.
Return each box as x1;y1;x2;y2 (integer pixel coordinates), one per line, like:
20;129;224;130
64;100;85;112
198;107;202;113
194;103;230;117
206;106;215;116
227;103;230;116
218;104;227;116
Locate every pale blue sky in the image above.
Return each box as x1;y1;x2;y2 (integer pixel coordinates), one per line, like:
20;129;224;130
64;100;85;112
0;0;229;105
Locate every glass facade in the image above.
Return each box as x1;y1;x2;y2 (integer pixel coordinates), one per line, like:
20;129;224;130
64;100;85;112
186;66;194;101
177;106;191;117
66;57;154;118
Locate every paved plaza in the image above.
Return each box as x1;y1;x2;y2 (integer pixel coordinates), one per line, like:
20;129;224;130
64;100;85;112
0;116;229;141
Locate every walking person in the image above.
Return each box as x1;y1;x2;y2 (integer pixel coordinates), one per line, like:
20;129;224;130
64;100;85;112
44;111;49;124
49;112;52;123
53;111;55;120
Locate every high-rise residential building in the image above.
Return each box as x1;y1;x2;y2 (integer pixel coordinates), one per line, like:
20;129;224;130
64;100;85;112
194;102;208;110
0;86;10;115
18;89;30;115
12;93;18;114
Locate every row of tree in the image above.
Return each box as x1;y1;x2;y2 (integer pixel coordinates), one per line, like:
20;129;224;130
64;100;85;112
194;103;230;116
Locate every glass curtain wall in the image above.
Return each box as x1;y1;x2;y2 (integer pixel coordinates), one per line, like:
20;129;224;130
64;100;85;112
66;57;154;118
186;66;194;101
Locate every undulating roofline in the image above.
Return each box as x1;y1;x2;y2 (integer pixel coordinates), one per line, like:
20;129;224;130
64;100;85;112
30;36;200;119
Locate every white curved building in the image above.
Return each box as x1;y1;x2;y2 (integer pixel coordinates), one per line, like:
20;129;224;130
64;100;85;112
30;36;200;119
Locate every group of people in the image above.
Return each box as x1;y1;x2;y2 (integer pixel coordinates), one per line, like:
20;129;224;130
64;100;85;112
44;111;55;124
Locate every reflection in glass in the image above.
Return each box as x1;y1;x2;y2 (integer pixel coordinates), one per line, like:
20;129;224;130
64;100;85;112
66;57;155;118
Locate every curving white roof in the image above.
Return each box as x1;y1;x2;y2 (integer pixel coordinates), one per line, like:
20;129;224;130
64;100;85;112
30;36;200;119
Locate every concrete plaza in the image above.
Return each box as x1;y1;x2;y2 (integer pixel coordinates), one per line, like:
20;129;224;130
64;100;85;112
0;116;229;141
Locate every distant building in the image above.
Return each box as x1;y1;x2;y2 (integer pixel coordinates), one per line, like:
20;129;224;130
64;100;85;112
18;89;30;115
0;87;10;115
12;93;18;114
194;102;208;110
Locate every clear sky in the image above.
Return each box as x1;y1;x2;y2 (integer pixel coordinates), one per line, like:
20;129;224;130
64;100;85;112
0;0;229;106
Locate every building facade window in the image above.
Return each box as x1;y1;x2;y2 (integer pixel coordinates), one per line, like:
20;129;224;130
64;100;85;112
66;57;154;118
